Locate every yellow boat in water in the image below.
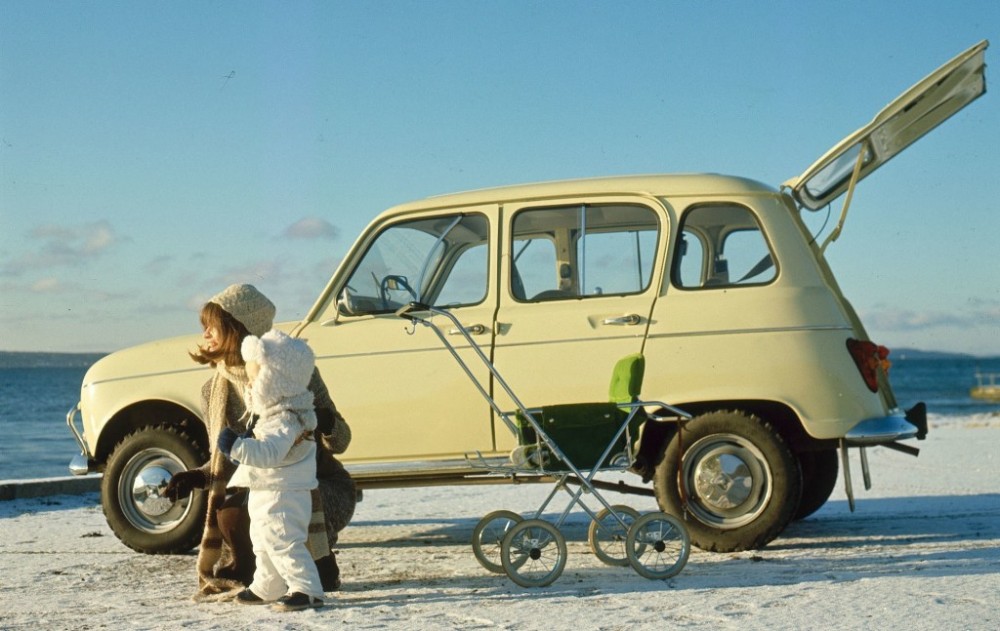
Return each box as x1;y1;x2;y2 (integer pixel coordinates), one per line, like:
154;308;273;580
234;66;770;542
971;373;1000;402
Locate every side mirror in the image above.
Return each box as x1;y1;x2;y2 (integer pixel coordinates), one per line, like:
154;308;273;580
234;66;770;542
337;287;356;318
322;287;356;327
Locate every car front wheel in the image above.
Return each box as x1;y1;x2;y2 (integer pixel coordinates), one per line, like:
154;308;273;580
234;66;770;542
653;410;801;552
101;425;207;554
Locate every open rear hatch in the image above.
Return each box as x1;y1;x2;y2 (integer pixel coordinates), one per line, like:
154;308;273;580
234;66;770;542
785;40;988;211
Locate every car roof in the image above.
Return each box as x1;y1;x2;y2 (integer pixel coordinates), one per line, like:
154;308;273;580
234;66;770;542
386;173;779;214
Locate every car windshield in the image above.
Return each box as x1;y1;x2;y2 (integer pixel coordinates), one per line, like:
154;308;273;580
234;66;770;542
340;214;489;315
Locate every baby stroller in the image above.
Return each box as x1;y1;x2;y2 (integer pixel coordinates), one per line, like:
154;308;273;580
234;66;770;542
396;302;692;587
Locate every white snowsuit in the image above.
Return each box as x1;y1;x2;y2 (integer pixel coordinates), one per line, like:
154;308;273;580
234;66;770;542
229;330;324;601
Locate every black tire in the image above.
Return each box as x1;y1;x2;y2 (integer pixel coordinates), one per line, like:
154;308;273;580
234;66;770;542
653;410;801;552
794;448;839;520
101;425;208;554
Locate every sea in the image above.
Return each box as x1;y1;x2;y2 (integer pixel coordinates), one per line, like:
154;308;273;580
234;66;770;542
1;354;999;482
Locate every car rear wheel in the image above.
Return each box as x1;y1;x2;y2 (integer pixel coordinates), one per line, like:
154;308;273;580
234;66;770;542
653;410;801;552
794;448;839;520
101;425;207;554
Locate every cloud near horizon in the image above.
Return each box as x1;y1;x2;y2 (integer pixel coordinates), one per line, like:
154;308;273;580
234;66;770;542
143;255;174;276
1;220;123;276
281;217;339;240
213;259;288;290
30;277;63;293
32;220;119;256
863;305;999;331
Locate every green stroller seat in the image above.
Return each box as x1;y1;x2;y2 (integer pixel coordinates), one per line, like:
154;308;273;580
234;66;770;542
514;353;647;471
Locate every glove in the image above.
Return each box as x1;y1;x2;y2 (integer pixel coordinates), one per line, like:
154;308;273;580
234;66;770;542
164;469;207;501
315;407;335;435
217;427;240;463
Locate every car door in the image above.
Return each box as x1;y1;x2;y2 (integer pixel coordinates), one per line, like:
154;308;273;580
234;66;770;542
300;207;501;464
488;199;667;449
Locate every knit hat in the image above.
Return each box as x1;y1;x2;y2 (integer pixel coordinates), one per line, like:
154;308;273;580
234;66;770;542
241;329;317;420
210;284;276;337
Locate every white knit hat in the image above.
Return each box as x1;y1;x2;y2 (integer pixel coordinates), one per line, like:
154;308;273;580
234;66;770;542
210;284;276;337
241;329;316;415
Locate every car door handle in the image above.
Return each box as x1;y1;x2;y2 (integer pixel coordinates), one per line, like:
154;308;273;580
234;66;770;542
449;324;488;336
602;314;642;326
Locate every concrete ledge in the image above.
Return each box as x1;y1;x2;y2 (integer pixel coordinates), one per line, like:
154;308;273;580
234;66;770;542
0;475;102;501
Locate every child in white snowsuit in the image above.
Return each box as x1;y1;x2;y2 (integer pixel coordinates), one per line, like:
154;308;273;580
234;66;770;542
217;329;325;611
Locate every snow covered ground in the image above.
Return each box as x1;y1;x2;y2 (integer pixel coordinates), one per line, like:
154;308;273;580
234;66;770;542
1;418;998;630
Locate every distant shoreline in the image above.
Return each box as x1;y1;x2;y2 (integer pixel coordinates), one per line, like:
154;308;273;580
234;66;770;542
0;351;107;369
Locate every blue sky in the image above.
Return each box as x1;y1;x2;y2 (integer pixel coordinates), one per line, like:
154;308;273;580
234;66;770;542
1;1;998;356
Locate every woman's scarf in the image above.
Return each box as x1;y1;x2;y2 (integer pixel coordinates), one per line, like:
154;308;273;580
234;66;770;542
194;365;247;598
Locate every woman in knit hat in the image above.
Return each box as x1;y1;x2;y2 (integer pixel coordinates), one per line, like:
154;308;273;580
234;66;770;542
164;283;356;599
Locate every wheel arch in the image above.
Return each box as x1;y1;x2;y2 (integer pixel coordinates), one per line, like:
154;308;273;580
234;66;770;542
645;399;830;463
94;400;208;467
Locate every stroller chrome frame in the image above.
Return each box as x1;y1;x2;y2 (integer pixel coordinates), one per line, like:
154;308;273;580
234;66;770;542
397;302;692;587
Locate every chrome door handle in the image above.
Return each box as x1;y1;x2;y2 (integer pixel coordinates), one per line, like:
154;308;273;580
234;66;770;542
449;323;487;336
602;314;641;326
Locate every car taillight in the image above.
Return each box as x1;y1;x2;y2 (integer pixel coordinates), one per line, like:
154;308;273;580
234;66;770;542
846;339;891;393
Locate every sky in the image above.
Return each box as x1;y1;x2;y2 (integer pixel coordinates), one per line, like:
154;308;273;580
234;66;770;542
1;1;998;356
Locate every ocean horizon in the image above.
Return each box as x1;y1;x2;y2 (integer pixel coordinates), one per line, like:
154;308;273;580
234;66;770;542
1;352;998;481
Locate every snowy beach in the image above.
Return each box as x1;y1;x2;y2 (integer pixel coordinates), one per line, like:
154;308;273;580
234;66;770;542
1;418;998;630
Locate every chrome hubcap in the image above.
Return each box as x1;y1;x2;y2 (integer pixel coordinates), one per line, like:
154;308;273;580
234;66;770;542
684;434;772;528
120;449;191;533
132;465;175;517
693;451;755;509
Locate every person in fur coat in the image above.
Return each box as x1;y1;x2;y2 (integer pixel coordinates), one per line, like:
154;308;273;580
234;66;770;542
216;329;325;611
164;284;355;599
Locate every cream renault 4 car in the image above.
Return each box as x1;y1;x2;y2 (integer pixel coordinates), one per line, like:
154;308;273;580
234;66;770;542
68;41;987;554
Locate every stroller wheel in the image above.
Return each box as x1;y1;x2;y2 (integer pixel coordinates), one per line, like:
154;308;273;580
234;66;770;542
472;510;523;574
588;505;641;566
626;512;690;580
501;519;567;588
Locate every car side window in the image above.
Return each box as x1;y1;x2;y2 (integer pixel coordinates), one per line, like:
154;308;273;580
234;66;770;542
340;214;489;314
511;204;658;301
435;242;488;306
510;235;558;300
673;204;776;289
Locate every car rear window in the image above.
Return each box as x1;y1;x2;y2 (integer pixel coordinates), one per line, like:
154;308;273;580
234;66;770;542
673;204;776;289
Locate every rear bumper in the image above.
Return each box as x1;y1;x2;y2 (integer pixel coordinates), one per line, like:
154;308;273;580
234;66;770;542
844;402;927;446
